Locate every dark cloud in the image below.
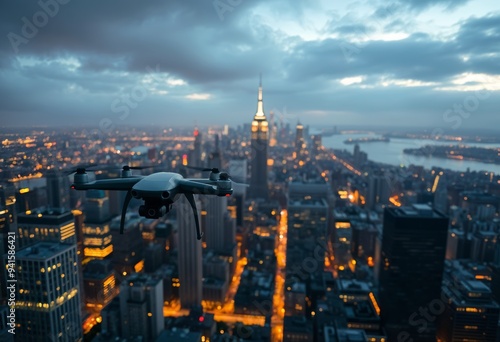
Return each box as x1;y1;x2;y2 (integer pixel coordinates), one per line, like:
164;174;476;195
0;0;498;130
375;0;471;14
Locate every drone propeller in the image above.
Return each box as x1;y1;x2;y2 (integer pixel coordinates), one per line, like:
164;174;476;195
121;165;155;171
185;165;220;173
184;165;249;187
64;163;100;175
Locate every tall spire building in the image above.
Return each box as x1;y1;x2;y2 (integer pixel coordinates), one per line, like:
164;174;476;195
249;75;269;200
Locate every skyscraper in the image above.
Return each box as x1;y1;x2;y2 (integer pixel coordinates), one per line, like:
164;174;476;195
110;214;144;278
17;208;76;249
204;195;228;252
0;185;17;303
16;242;82;342
176;195;202;309
192;127;203;167
286;183;329;274
82;190;113;261
46;169;70;211
229;159;247;226
366;173;390;210
119;273;164;341
378;204;448;340
295;120;305;157
438;279;499;341
249;76;269;200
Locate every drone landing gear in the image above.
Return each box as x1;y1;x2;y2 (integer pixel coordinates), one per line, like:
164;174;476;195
184;192;203;240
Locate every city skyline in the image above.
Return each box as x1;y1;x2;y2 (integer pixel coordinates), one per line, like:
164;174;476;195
1;0;500;129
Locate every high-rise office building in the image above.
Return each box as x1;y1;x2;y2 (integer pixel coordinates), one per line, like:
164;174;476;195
438;279;499;341
0;185;17;303
366;173;390;210
82;190;113;261
82;221;113;260
249;76;269;200
85;190;111;223
119;273;164;341
294;121;307;162
378;204;448;340
83;259;117;313
229;159;247;226
46;170;70;211
312;134;322;157
16;242;82;342
192;127;203;167
110;214;144;277
286;181;329;279
177;195;203;309
204;195;227;252
0;305;14;341
470;230;497;263
17;208;76;249
295;121;305;154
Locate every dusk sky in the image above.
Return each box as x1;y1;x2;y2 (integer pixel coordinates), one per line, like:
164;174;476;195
1;0;499;130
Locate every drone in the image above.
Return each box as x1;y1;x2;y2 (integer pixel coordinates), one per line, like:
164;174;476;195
69;165;234;240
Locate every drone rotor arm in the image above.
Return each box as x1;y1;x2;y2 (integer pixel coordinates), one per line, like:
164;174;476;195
177;179;218;195
71;177;143;191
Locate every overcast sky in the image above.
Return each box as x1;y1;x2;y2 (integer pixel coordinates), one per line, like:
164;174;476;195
1;0;499;131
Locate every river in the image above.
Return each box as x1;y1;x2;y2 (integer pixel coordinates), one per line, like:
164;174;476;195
322;133;500;175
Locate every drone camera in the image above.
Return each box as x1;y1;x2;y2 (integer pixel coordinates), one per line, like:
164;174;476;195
139;205;166;219
161;191;170;199
131;190;140;199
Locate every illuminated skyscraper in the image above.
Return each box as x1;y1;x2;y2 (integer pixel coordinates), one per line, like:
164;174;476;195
176;195;202;309
379;204;448;341
249;76;269;200
82;190;113;261
16;242;82;342
0;185;17;303
438;279;499;341
17;208;76;249
192;127;203;167
295;120;305;156
83;259;117;313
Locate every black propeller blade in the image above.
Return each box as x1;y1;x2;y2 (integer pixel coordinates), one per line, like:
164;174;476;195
184;192;203;240
185;165;249;186
64;163;99;175
184;165;220;173
121;165;155;171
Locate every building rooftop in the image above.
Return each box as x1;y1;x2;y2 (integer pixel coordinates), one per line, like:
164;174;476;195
17;207;74;224
157;328;201;342
337;279;371;293
16;242;74;260
123;273;162;287
391;203;446;218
